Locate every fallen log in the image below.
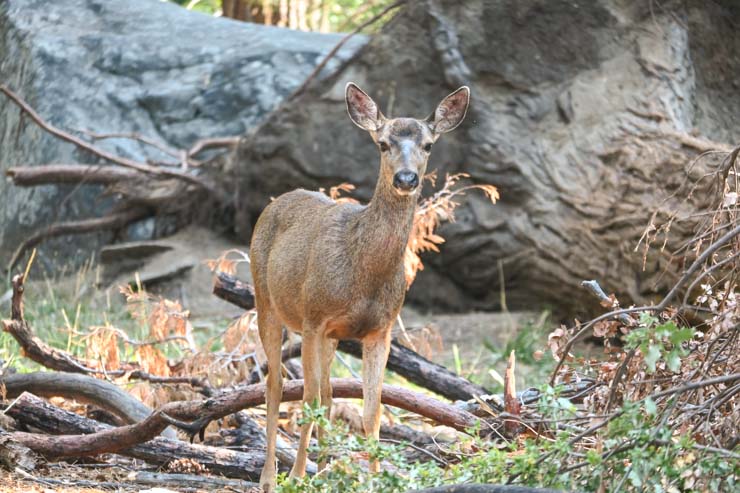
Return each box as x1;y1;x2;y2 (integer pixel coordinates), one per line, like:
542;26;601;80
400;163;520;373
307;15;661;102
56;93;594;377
2;372;153;426
338;339;488;402
213;272;255;311
1;372;177;439
0;431;39;472
4;375;478;460
214;271;491;401
6;393;265;480
125;471;257;491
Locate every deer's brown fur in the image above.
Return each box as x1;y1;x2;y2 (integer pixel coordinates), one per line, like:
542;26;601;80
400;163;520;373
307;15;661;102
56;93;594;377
250;83;470;492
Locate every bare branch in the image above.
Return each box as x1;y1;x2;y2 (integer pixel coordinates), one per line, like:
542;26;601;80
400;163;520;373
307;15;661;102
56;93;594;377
7;208;149;272
6;164;139;187
288;0;406;100
0;84;215;193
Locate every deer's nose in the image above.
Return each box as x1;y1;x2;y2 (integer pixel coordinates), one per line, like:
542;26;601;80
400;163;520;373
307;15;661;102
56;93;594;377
393;170;419;191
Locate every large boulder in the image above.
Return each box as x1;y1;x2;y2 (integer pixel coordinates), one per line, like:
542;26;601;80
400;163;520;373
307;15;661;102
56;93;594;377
0;0;366;271
232;0;740;314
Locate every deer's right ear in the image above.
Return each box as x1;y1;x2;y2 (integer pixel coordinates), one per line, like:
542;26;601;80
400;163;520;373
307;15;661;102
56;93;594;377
346;83;382;131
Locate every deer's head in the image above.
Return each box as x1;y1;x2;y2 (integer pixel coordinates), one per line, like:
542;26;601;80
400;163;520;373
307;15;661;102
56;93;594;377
346;83;470;197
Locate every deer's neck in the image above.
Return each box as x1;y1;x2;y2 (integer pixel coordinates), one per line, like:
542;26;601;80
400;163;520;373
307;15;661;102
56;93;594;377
353;173;416;275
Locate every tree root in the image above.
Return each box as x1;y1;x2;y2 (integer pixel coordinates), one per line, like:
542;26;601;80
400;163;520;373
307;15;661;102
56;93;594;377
0;84;233;271
0;84;214;191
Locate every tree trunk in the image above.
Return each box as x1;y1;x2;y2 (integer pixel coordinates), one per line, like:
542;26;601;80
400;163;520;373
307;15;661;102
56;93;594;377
263;0;274;25
222;0;252;21
319;0;330;32
278;0;288;26
229;0;740;316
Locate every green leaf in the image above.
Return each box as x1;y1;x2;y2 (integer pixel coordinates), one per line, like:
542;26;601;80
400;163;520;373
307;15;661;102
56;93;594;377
639;312;657;326
655;320;677;339
645;397;657;415
667;349;682;372
645;344;662;373
557;397;577;413
668;326;695;346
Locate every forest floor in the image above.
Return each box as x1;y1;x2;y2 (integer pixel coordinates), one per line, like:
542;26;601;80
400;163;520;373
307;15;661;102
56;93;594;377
0;247;556;492
0;225;736;493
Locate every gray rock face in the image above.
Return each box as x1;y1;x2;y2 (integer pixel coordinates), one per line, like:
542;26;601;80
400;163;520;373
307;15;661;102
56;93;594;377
232;0;740;314
0;0;366;271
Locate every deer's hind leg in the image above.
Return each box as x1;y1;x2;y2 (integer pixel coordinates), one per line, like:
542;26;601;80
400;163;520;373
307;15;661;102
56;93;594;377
257;304;283;493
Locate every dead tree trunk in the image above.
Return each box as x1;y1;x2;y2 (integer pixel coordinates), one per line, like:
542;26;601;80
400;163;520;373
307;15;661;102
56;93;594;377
5;393;265;480
230;0;740;316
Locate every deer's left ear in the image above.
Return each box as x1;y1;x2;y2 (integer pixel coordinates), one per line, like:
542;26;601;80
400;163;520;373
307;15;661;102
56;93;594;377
428;86;470;134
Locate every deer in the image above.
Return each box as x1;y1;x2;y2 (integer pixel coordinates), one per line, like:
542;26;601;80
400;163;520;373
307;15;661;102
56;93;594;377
250;82;470;492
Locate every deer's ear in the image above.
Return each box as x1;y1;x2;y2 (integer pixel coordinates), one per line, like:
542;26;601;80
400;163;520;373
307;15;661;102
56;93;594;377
429;86;470;134
346;83;382;131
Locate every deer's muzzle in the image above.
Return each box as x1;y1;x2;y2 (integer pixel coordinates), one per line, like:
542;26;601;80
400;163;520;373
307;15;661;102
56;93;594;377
393;170;419;192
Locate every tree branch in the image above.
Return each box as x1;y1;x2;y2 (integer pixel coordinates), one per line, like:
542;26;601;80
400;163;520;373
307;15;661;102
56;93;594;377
2;372;159;427
7;207;149;273
288;0;406;100
0;85;214;193
6;164;139;187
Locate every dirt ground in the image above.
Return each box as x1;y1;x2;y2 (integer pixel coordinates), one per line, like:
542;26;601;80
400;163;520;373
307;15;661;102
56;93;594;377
0;463;260;492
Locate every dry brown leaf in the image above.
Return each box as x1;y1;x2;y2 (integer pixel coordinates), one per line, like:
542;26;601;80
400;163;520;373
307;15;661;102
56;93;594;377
85;326;120;371
205;248;250;275
135;345;170;376
224;311;258;354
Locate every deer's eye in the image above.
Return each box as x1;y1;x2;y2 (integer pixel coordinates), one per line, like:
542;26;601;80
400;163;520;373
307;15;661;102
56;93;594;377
378;141;390;152
423;143;433;152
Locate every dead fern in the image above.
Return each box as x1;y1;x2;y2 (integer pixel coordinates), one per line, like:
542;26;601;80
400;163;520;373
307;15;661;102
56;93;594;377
405;172;499;286
314;172;499;287
204;248;250;276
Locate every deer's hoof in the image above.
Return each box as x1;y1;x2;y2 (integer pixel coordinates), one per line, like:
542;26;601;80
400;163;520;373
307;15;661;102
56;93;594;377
259;478;276;493
259;469;277;493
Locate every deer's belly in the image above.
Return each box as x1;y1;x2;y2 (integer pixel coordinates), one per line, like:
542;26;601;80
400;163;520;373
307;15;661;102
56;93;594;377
324;302;398;341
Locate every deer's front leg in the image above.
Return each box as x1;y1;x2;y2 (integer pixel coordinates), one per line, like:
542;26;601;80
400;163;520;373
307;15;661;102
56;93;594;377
290;327;320;478
361;328;392;472
318;336;338;469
